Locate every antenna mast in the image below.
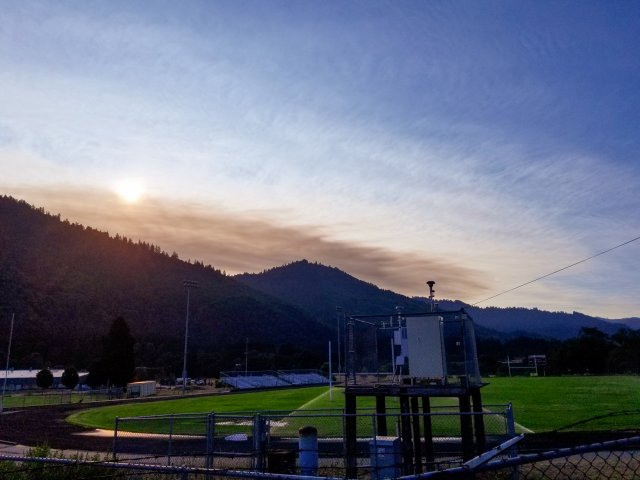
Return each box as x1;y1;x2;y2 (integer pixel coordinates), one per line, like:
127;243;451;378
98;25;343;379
426;280;436;312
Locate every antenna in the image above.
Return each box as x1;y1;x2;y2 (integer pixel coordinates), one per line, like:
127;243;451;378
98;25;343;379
426;280;436;312
395;306;403;326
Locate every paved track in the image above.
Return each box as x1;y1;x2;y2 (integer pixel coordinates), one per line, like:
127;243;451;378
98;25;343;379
0;406;114;452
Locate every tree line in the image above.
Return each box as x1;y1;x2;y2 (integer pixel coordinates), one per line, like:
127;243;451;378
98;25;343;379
479;327;640;376
34;317;135;390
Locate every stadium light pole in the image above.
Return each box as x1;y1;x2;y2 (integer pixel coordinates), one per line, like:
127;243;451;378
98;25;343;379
336;307;342;377
244;337;248;376
0;313;15;414
181;280;198;394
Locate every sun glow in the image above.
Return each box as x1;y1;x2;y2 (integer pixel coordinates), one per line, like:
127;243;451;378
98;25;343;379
115;179;145;203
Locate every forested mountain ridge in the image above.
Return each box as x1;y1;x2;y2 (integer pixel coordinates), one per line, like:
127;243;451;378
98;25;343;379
236;261;639;340
236;260;501;338
424;301;636;340
0;196;331;375
236;260;428;325
2;195;637;379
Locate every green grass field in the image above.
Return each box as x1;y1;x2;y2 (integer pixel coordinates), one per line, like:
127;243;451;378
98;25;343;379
67;376;640;434
481;375;640;432
67;386;333;429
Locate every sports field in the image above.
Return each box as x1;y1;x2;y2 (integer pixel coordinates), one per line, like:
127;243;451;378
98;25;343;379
67;376;640;433
482;375;640;432
67;386;334;429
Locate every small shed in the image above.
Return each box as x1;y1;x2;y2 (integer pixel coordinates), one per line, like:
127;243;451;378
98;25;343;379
126;380;156;398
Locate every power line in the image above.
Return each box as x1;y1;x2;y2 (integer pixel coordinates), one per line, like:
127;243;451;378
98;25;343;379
472;234;640;306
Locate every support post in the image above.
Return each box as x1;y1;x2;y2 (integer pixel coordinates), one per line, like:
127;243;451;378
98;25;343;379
168;414;174;465
506;403;516;438
459;395;474;461
410;396;423;473
205;413;215;472
471;387;486;454
345;392;358;478
375;395;387;436
422;396;435;470
112;417;119;461
399;395;414;475
253;414;267;471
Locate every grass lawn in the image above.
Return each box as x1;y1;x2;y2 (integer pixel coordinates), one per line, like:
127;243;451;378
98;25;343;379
67;386;332;430
68;386;487;437
481;375;640;432
67;376;640;434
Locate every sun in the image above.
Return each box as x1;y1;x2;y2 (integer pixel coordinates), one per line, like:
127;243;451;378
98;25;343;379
115;179;145;203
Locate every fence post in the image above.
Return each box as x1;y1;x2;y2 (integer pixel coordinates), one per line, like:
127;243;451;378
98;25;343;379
372;411;378;438
422;396;435;471
371;414;378;479
205;412;215;471
168;414;174;466
506;403;516;437
345;393;358;478
505;403;520;480
253;413;266;471
472;387;486;454
459;395;474;461
410;396;423;474
112;417;119;461
399;396;414;474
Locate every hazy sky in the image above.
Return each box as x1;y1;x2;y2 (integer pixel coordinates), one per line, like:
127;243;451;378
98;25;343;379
2;1;639;318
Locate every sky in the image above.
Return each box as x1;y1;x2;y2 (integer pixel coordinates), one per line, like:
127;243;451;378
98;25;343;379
1;1;639;319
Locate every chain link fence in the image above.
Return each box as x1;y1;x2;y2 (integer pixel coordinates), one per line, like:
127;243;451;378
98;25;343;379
426;435;640;479
113;412;259;470
0;388;120;408
112;405;515;476
4;434;640;479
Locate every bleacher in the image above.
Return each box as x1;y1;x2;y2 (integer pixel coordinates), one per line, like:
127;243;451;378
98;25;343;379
278;371;329;385
220;369;330;390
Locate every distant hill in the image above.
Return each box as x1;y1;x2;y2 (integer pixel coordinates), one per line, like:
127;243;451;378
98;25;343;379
236;260;638;340
236;260;427;324
0;197;331;374
235;260;500;337
428;300;633;340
